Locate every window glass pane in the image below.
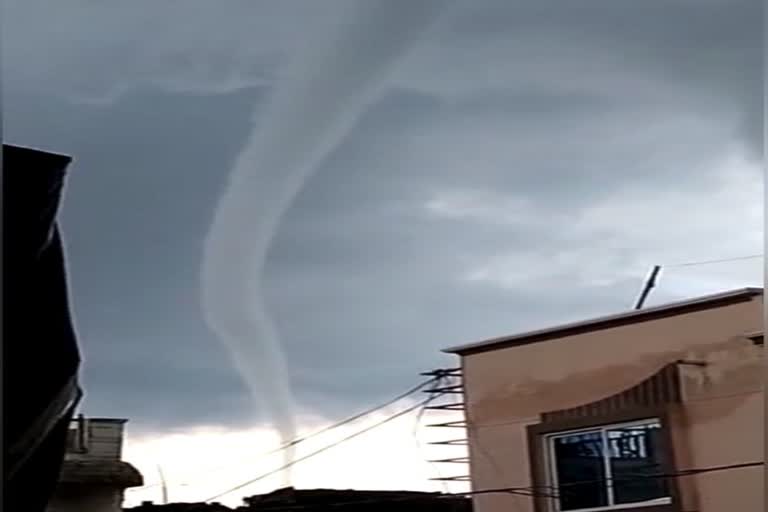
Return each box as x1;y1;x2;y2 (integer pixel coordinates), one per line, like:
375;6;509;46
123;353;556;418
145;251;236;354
607;421;669;505
551;431;609;511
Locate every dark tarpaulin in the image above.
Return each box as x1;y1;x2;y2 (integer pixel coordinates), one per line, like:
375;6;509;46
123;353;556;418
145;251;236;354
3;144;83;511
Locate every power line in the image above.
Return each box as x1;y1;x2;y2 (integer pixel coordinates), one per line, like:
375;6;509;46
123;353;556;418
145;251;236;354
412;376;449;493
278;376;441;451
203;394;443;502
202;459;764;509
665;253;763;268
458;460;765;500
130;375;442;493
652;460;763;478
633;252;762;308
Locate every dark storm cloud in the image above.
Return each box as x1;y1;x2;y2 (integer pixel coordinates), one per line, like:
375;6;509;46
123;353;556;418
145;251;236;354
5;88;264;427
406;0;762;156
5;0;761;147
3;0;762;432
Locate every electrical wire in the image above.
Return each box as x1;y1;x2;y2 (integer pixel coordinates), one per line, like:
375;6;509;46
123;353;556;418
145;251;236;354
459;460;765;500
203;394;444;502
137;449;763;507
129;375;442;493
665;254;763;268
633;252;762;308
225;460;765;507
412;376;450;493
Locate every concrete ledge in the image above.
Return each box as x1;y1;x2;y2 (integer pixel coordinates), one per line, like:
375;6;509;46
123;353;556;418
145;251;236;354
58;459;143;488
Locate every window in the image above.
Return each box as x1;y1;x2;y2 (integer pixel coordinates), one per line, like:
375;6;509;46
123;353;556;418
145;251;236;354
545;419;670;512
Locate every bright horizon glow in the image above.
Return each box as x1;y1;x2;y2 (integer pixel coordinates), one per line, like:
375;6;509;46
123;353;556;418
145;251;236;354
122;406;467;508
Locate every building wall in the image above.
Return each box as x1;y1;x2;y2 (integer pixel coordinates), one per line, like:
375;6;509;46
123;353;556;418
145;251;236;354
460;296;762;512
47;486;124;512
672;342;763;512
52;418;137;512
87;421;126;460
67;419;126;461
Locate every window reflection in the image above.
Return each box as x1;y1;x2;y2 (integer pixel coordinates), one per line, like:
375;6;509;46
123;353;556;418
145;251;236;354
552;431;608;511
547;419;669;511
607;422;667;506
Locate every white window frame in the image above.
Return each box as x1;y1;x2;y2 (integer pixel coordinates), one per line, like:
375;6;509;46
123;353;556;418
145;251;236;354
543;418;671;512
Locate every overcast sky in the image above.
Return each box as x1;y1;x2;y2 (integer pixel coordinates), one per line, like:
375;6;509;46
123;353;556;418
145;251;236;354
4;0;763;503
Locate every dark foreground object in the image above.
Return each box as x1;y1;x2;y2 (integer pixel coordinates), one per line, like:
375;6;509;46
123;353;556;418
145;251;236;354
3;144;82;511
127;487;473;511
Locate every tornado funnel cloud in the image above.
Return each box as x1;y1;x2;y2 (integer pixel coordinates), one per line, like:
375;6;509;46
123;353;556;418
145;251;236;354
201;0;451;486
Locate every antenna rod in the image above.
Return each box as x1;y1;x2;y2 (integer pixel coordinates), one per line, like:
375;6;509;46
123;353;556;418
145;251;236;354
77;413;86;453
157;465;169;504
635;265;662;310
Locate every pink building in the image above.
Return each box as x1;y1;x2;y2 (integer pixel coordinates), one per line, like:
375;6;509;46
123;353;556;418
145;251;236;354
445;288;763;512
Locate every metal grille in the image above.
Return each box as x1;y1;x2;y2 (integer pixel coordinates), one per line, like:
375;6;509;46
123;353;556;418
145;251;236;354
542;363;681;422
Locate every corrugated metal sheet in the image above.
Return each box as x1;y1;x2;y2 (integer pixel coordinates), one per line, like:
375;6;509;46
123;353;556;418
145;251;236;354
542;363;681;422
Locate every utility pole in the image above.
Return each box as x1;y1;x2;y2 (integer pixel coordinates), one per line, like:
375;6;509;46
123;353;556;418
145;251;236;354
634;265;662;310
157;465;169;505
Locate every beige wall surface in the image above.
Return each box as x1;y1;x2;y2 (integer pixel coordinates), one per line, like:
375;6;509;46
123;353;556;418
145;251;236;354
674;343;763;512
460;296;763;512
